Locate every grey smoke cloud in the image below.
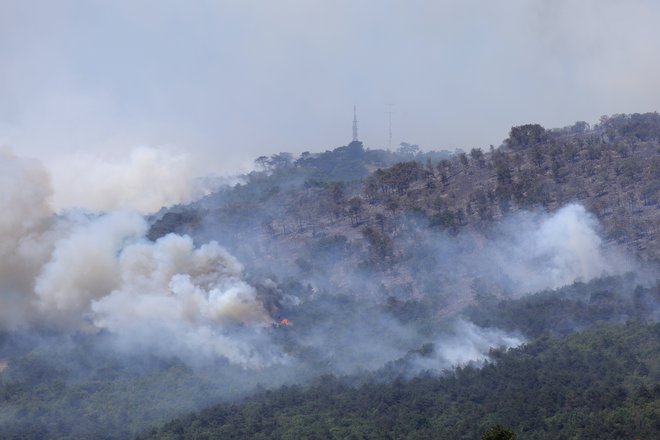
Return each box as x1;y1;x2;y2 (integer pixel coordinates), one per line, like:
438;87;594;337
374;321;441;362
0;149;54;328
487;204;632;294
0;148;650;375
0;149;532;373
90;234;280;367
1;0;659;176
48;147;201;212
391;203;640;306
0;151;278;368
410;320;524;374
257;204;637;375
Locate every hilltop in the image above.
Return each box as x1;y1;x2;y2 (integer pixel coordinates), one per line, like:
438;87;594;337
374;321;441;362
149;112;659;311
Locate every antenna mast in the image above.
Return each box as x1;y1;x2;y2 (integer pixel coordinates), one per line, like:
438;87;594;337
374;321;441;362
352;105;359;142
387;104;394;150
388;107;392;150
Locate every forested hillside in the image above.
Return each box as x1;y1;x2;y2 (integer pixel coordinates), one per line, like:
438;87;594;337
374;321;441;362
138;113;659;440
3;1;660;439
151;113;659;264
148;113;659;323
1;113;658;440
0;274;656;439
141;322;659;440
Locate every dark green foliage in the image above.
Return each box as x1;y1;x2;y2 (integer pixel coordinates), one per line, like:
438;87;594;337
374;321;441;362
507;124;547;149
361;226;393;268
482;424;516;440
465;275;659;337
301;141;371;181
600;112;660;142
429;209;457;232
368;161;427;195
398;142;420;158
493;150;513;186
147;211;200;241
470;147;486;167
459;151;469;167
347;196;364;225
0;354;227;440
141;323;660;440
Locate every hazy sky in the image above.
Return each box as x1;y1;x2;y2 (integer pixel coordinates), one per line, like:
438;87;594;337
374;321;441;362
2;0;660;176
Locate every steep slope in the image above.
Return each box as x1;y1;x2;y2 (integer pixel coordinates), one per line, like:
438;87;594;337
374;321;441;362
149;114;659;267
147;113;659;319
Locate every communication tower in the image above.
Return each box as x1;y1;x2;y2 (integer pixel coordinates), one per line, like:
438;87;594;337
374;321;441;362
352;105;359;142
387;104;394;150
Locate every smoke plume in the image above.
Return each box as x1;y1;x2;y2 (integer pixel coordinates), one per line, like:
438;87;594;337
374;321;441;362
0;149;647;374
410;320;524;374
489;203;632;294
91;233;279;367
0;149;54;328
48;147;201;213
0;150;278;368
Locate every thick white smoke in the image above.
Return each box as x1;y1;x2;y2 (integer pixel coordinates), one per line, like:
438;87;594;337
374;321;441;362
411;320;524;374
0;150;277;368
35;211;147;320
91;234;278;367
47;147;199;213
491;204;632;294
0;150;54;327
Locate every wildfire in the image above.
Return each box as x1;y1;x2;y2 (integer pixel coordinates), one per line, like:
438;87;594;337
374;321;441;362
279;318;291;326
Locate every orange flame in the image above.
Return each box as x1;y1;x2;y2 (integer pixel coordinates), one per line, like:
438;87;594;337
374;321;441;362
280;318;291;326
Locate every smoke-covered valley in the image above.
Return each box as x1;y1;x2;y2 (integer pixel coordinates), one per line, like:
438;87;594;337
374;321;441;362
0;115;658;438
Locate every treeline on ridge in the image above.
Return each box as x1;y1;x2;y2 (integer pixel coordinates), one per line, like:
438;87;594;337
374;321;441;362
151;111;660;264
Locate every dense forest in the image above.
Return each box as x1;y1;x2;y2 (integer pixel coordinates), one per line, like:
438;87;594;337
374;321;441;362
0;113;658;439
140;323;659;440
1;275;657;439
